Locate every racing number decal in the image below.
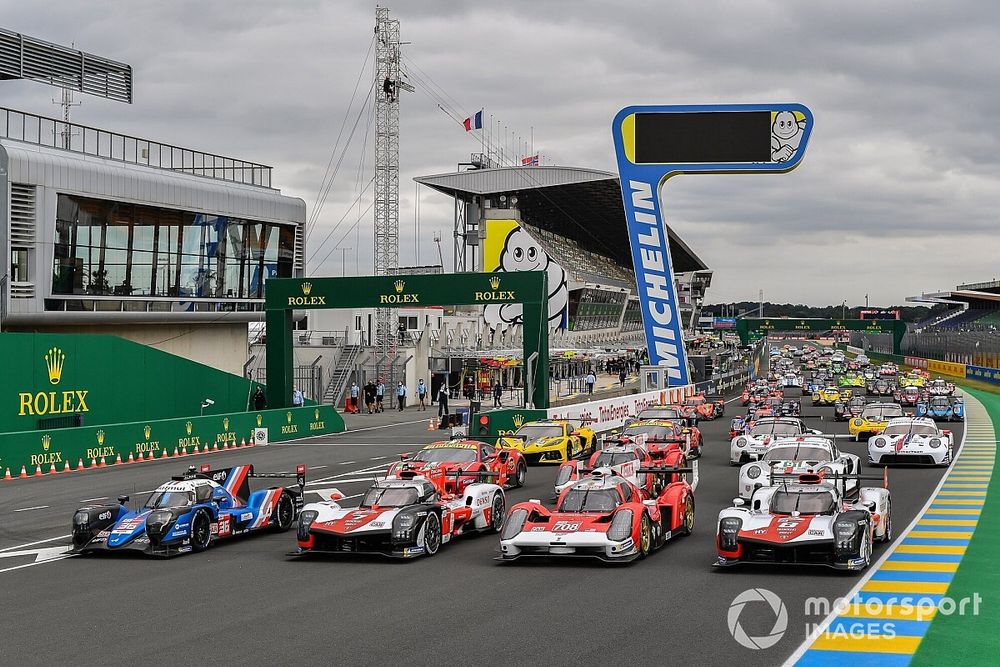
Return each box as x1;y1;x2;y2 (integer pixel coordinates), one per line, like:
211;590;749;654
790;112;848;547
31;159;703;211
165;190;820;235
552;521;582;532
617;461;636;479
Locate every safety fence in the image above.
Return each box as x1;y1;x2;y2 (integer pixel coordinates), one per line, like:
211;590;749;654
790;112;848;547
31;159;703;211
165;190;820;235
845;347;1000;388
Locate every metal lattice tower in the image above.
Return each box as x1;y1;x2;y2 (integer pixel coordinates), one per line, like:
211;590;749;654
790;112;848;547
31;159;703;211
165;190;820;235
373;6;402;368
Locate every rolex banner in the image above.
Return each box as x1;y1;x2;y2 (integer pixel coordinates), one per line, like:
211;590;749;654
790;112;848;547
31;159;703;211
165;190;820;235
0;405;343;477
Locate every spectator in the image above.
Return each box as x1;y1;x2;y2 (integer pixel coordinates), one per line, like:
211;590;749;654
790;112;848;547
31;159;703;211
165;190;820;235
349;381;360;414
252;387;266;411
417;379;428;411
437;382;450;417
397;381;407;411
375;379;385;413
291;387;304;407
585;371;596;395
619;369;627;387
492;381;503;408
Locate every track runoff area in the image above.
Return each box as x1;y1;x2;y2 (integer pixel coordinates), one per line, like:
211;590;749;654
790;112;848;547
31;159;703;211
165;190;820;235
0;342;965;665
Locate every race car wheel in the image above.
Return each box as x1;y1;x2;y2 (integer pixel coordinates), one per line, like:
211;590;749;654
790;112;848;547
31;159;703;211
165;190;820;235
191;510;212;552
880;501;892;542
639;514;652;558
859;522;873;569
513;460;527;488
422;512;442;556
681;498;695;536
273;492;294;532
489;493;505;533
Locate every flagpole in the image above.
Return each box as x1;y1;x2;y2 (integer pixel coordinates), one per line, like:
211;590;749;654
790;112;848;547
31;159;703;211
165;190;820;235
479;108;484;165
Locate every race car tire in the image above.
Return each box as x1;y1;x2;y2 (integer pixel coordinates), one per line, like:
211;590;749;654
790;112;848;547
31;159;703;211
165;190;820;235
858;522;873;570
513;460;527;488
191;510;212;552
489;493;505;534
273;492;294;532
639;514;652;558
422;512;442;556
681;497;695;536
880;501;892;542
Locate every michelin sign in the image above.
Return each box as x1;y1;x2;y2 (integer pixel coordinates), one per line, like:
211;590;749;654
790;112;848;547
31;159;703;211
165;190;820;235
612;103;814;384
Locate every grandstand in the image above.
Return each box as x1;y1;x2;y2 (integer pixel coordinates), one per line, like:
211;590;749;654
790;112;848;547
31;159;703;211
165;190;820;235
908;279;1000;332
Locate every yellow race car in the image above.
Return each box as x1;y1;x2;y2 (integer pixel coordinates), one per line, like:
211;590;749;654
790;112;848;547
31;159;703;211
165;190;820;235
848;402;906;440
899;373;926;388
812;386;852;405
497;419;596;464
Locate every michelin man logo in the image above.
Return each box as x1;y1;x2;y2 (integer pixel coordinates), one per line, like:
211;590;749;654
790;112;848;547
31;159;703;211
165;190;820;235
483;226;568;331
770;111;807;163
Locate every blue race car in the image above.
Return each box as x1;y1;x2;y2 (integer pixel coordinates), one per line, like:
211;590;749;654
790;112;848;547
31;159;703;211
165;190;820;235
71;463;305;557
915;395;965;422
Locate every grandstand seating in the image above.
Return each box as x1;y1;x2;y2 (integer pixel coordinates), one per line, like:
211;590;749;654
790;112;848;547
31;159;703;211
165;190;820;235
526;223;634;286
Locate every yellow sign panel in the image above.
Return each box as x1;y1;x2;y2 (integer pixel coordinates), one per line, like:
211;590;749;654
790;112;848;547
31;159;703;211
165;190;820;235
927;360;966;379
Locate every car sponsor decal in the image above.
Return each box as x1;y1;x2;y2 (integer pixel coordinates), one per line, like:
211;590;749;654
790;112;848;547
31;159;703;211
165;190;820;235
552;520;583;533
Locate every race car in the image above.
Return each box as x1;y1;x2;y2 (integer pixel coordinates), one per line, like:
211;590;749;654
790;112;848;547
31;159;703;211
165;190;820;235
681;393;726;420
629;405;696;427
498;466;695;563
916;395;965;422
879;363;898;376
604;418;703;458
497;419;596;464
837;372;866;389
848;402;905;439
715;471;892;571
553;442;670;499
833;395;868;421
779;399;802;417
293;468;504;558
847;360;861;372
831;360;846;374
867;417;955;466
730;417;819;465
894;385;925;407
867;378;895;396
737;437;862;500
862;367;878;382
856;354;871;367
812;386;850;406
899;372;926;388
802;377;824;396
72;463;304;557
926;379;956;396
781;373;803;388
386;440;527;491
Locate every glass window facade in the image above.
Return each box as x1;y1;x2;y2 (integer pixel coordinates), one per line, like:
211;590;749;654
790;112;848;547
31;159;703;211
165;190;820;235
622;297;643;332
52;194;295;300
567;288;627;331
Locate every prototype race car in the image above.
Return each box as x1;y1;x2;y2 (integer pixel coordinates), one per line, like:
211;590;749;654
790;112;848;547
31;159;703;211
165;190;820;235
497;419;596;464
837;372;866;389
916;395;965;422
605;418;703;458
553;442;669;499
681;393;726;420
867;378;895;397
498;466;695;562
813;386;850;406
781;373;803;388
293;468;504;558
386;440;527;490
848;402;905;439
926;379;956;396
855;354;871;367
737;437;862;500
879;363;898;376
833;395;868;422
867;417;954;466
899;372;927;388
730;417;818;465
72;464;304;557
894;385;925;407
715;471;891;571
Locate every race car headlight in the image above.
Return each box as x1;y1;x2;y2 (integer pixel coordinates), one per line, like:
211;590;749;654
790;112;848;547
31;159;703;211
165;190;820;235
392;512;417;541
736;437;748;448
929;438;941;449
834;519;859;550
874;437;887;448
73;510;90;527
554;466;573;489
297;509;318;541
719;517;742;551
145;510;175;542
608;510;634;542
747;465;762;480
501;508;528;541
853;419;864;427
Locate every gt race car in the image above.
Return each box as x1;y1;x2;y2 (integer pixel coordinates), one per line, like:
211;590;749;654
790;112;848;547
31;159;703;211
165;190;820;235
916;395;965;422
848;402;905;440
497;419;596;464
868;417;955;466
628;405;697;427
716;471;891;571
386;440;527;490
293;469;504;558
812;386;851;406
737;437;861;500
72;464;305;556
498;466;695;563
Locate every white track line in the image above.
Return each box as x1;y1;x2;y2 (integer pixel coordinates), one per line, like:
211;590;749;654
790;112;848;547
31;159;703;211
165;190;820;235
0;555;71;574
0;534;70;553
12;506;49;512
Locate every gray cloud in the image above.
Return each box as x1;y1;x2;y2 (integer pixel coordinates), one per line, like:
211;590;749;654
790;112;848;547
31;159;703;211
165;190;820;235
3;0;998;306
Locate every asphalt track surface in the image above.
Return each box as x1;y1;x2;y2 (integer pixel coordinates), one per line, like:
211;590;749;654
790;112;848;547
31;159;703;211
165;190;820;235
0;364;962;666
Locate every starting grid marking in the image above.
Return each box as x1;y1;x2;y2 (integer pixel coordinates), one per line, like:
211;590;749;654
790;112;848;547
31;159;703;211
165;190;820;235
791;391;996;666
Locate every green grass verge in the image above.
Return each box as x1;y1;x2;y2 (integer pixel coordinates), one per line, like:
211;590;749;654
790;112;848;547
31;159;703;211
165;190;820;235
911;385;1000;664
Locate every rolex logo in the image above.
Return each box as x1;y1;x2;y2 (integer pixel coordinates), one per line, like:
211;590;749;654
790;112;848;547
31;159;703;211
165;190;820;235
314;408;320;420
44;347;66;385
287;411;293;424
394;280;405;293
223;417;230;431
256;414;263;427
512;414;525;428
97;429;105;446
185;421;193;436
42;434;51;451
301;282;313;296
144;424;152;440
489;275;501;289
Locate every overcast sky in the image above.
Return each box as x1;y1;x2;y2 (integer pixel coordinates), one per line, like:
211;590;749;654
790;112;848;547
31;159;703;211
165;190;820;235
3;1;998;306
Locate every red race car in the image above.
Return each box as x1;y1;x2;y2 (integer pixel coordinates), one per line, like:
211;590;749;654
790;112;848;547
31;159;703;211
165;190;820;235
613;418;703;459
498;466;695;562
386;440;527;491
553;442;676;500
683;393;726;420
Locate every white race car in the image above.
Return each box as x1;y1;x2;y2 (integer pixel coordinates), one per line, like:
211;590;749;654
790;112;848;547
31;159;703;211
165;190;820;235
855;354;870;367
926;379;956;396
716;472;891;571
737;437;862;500
781;373;803;388
867;417;955;467
730;417;818;465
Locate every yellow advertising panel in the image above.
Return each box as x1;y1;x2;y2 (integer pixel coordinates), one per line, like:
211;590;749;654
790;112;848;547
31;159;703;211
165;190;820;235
927;360;966;379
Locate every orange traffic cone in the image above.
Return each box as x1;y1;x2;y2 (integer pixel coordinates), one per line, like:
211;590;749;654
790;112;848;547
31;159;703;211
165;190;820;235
173;447;180;457
212;442;219;452
98;456;107;468
114;453;123;465
239;438;246;448
161;449;169;459
19;465;28;479
126;452;135;464
34;465;43;477
3;468;12;480
77;458;85;471
89;458;97;468
49;463;58;474
63;460;72;472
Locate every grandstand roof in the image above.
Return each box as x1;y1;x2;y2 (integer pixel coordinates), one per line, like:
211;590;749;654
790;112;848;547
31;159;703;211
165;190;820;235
414;166;708;273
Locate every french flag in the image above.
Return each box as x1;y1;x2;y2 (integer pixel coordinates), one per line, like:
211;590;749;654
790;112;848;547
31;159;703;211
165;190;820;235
463;110;483;132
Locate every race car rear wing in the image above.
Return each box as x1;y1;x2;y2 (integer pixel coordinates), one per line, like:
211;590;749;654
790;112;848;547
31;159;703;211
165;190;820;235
771;468;888;490
193;463;307;502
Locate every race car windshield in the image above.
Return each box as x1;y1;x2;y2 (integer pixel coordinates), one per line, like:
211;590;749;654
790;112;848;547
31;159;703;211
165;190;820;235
882;424;938;436
559;489;620;513
622;426;678;441
639;408;682;419
861;406;904;420
361;487;419;508
930;397;951;407
515;425;563;439
750;422;801;437
593;452;638;467
771;490;836;515
144;491;194;509
762;446;831;462
412;448;478;463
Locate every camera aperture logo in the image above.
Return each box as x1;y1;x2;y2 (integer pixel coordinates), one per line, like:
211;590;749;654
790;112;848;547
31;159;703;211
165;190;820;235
728;588;788;650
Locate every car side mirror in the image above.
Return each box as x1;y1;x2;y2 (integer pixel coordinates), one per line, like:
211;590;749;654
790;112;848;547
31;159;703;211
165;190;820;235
117;495;129;504
732;498;746;507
